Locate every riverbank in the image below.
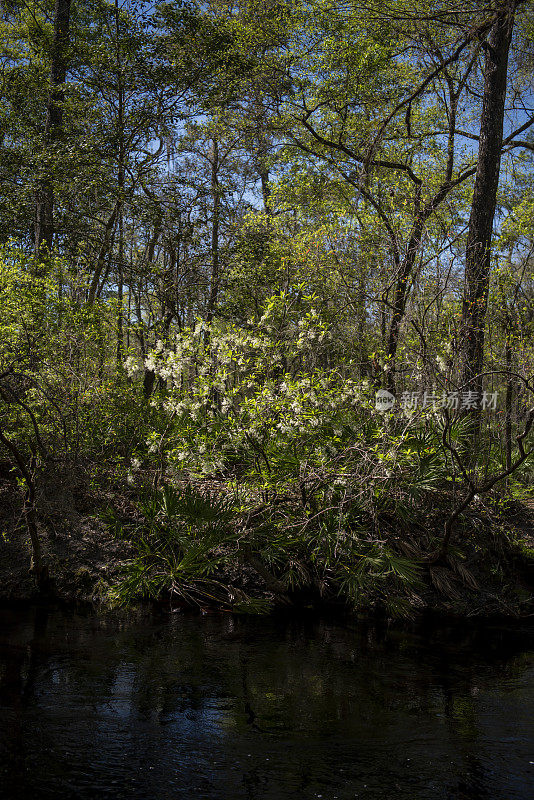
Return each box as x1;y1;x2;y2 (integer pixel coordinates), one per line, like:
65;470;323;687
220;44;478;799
1;469;533;618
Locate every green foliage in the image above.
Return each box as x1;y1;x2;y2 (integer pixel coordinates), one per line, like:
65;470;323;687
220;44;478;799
107;474;426;616
1;0;533;613
105;484;247;608
0;247;152;465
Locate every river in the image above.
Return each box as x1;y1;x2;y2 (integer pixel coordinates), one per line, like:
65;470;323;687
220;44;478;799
0;604;533;799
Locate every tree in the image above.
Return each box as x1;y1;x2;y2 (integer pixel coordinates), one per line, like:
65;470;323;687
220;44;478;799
34;0;72;257
461;0;521;407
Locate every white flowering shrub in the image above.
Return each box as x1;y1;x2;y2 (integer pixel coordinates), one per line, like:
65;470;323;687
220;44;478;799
142;291;374;488
139;290;449;519
116;292;456;614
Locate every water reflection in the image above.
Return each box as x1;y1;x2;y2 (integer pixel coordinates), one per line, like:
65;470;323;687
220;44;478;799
0;605;533;799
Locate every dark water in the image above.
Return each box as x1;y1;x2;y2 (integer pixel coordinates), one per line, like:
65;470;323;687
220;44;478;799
0;606;533;800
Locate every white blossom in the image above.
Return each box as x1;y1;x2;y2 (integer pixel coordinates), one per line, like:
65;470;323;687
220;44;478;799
124;355;140;377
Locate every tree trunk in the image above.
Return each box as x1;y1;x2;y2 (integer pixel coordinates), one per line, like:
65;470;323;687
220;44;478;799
87;203;119;305
34;0;72;258
504;336;513;472
385;210;424;391
206;135;220;325
115;0;125;366
116;208;125;364
141;220;163;397
461;2;516;403
0;426;46;589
